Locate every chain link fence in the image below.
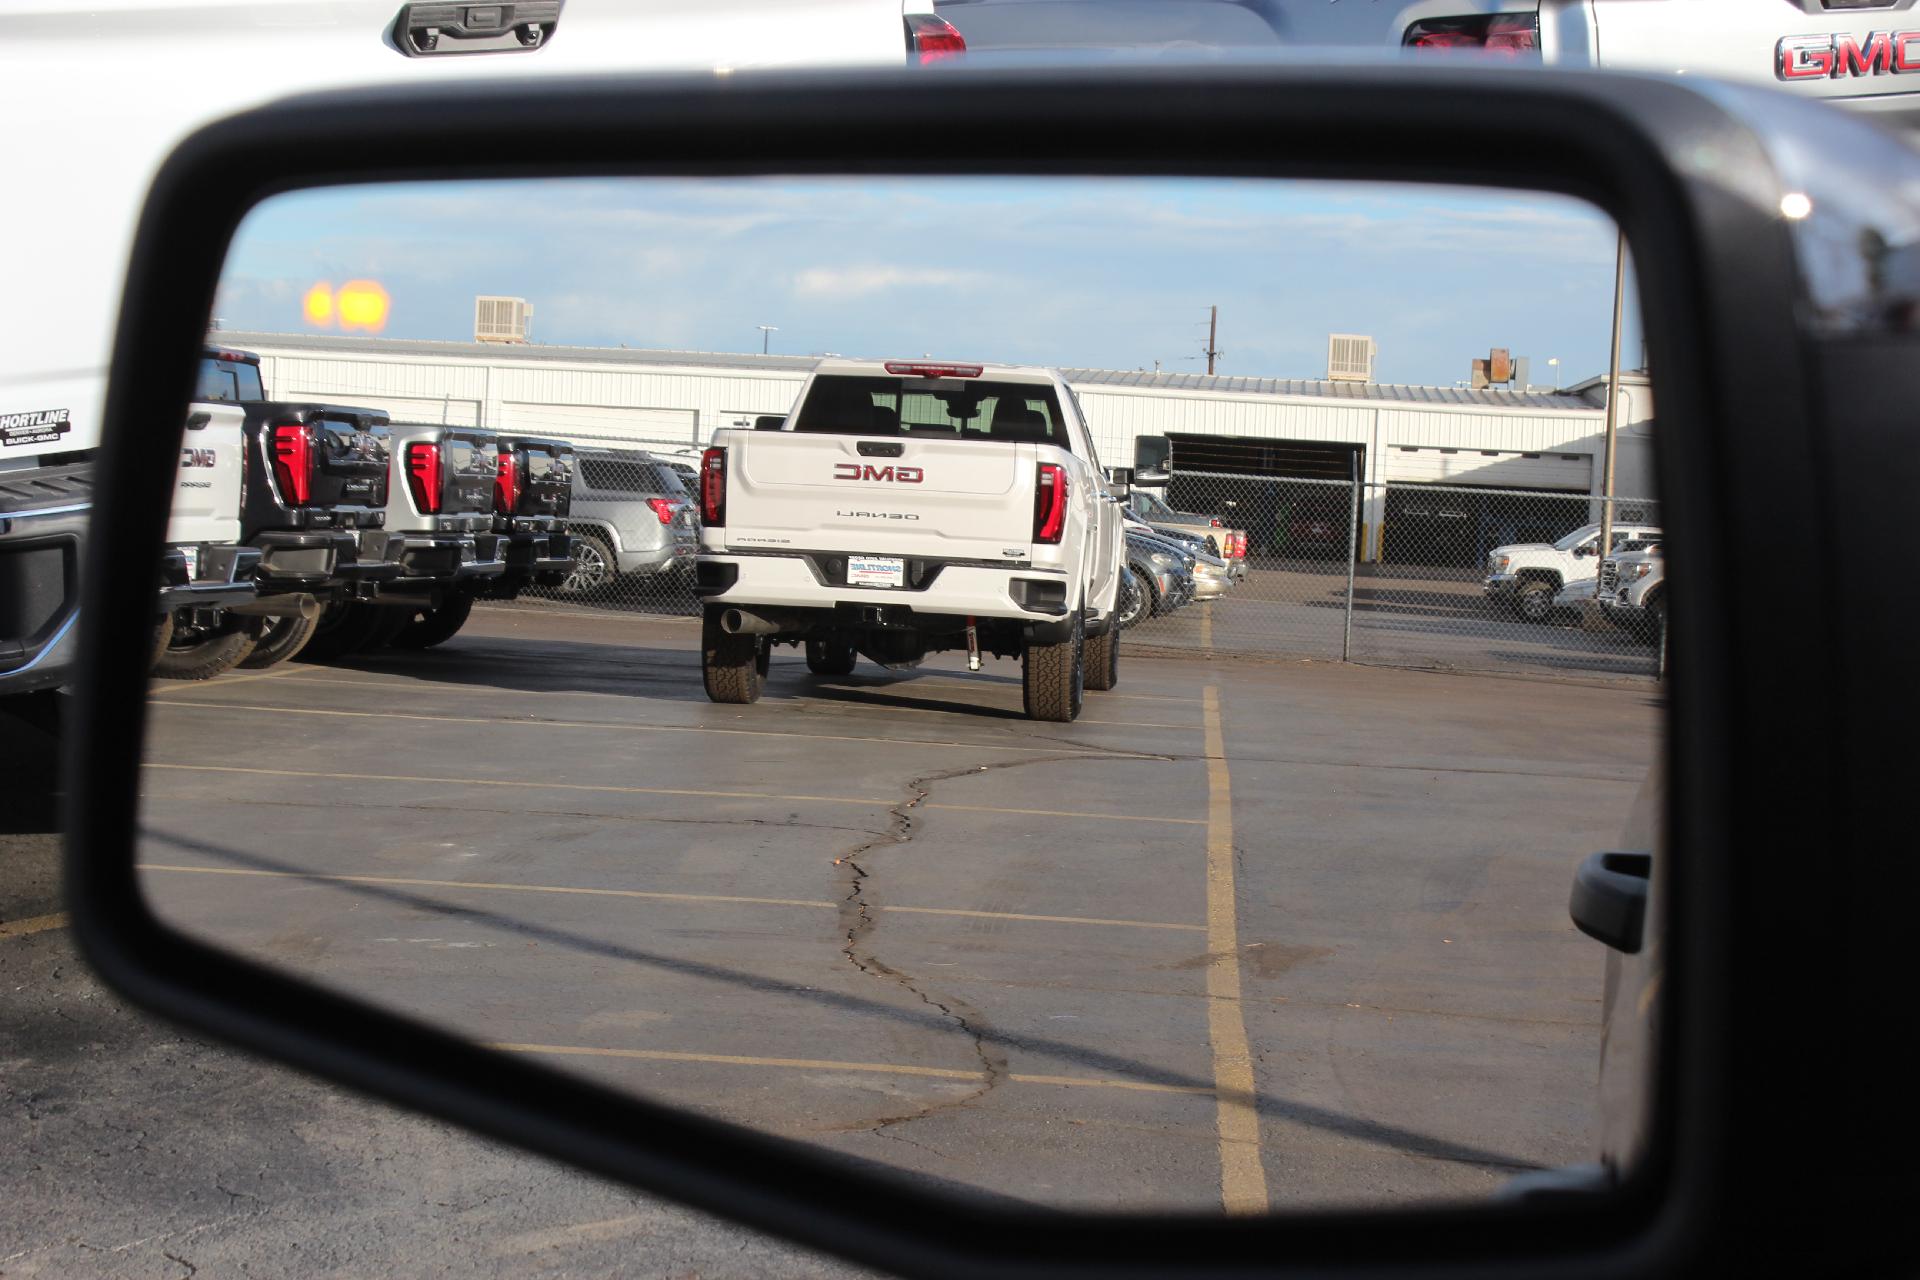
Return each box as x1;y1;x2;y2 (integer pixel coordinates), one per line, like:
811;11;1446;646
1125;468;1664;680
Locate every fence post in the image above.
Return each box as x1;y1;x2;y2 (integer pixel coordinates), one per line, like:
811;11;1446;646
1341;473;1361;663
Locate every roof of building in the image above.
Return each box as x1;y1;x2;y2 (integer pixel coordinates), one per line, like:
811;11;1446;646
1058;367;1585;411
218;331;1595;412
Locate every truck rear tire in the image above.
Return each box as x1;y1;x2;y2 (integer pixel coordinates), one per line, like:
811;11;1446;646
237;614;318;669
391;594;474;650
1084;622;1119;691
299;602;389;663
804;636;857;676
152;614;257;681
702;606;767;704
1023;612;1085;722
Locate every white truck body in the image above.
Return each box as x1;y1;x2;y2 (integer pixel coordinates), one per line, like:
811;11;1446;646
167;403;246;553
699;359;1123;629
1485;521;1662;621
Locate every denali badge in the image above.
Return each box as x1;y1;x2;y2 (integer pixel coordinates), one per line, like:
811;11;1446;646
834;463;924;483
836;510;920;520
1778;30;1920;80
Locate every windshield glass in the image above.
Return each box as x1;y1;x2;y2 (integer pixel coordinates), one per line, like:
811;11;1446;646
1552;524;1600;551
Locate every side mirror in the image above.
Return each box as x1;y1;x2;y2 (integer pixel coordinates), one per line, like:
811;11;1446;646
1132;435;1171;487
1570;852;1652;953
1106;466;1133;497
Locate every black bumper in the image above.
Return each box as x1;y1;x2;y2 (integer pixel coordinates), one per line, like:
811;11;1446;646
0;493;89;696
156;544;263;613
251;529;401;593
370;531;507;585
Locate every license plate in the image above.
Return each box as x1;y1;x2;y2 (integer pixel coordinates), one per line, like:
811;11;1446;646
847;555;905;588
179;545;200;579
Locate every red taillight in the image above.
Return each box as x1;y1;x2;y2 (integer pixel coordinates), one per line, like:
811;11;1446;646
407;441;443;515
1209;517;1223;528
494;448;521;514
1034;463;1069;545
883;361;982;378
700;446;727;527
1224;531;1247;558
1404;14;1537;55
646;497;680;525
270;420;312;505
905;13;965;64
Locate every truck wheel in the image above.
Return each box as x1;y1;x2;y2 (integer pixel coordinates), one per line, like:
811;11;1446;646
556;531;616;597
1022;612;1085;723
1084;622;1120;692
702;606;766;704
391;594;474;650
150;613;173;668
152;614;257;681
804;636;857;676
1643;593;1667;645
237;614;318;669
298;602;389;663
1514;579;1556;623
1119;569;1155;629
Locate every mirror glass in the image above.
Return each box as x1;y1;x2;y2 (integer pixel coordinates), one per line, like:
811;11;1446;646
141;174;1660;1214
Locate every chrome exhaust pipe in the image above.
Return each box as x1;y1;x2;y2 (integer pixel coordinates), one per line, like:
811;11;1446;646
223;592;320;621
719;608;793;637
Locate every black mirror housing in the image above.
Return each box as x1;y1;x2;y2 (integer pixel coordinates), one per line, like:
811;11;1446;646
63;61;1920;1280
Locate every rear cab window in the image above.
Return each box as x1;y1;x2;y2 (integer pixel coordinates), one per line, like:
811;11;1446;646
196;356;264;403
791;375;1072;450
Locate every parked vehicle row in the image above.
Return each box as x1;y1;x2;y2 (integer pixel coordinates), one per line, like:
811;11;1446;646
1484;520;1663;624
1124;488;1249;581
152;346;577;679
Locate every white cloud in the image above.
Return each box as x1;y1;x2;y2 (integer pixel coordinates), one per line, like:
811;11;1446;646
790;265;995;299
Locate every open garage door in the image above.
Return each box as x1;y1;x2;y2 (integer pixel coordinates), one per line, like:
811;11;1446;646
1382;445;1590;490
1163;433;1363;559
499;402;698;450
1382;482;1592;567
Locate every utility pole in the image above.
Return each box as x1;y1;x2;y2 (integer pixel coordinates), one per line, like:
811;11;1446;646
1599;230;1626;562
1204;305;1221;375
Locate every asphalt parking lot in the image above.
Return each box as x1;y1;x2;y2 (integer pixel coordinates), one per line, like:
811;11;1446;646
121;606;1657;1218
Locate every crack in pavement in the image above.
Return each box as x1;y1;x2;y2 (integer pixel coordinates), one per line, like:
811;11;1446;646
831;752;1163;1133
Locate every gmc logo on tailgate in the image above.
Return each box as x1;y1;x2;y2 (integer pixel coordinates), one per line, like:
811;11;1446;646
1778;31;1920;80
834;463;923;483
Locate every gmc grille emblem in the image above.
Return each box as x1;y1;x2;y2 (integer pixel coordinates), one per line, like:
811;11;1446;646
1778;30;1920;80
834;462;924;483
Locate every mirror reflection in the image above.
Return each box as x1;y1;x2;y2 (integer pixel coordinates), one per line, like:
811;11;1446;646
140;175;1661;1213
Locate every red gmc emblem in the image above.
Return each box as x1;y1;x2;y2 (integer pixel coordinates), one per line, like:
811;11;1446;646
1778;30;1920;80
833;463;924;483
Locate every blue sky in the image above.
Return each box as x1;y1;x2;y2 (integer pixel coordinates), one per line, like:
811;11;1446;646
216;176;1640;389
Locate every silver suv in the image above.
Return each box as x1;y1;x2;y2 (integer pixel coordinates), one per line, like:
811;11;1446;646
558;448;698;597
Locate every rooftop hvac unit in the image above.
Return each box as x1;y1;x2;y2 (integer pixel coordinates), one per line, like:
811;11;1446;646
1327;333;1375;382
475;296;532;344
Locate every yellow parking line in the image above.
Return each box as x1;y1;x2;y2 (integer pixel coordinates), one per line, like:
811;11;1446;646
152;663;329;694
1202;686;1269;1215
493;1042;1212;1096
0;912;68;940
137;863;1203;934
142;762;1205;827
148;699;1160;759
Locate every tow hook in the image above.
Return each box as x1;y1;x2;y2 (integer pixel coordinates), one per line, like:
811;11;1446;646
966;616;981;671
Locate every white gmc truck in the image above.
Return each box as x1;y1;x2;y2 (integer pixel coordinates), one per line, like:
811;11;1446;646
693;359;1125;722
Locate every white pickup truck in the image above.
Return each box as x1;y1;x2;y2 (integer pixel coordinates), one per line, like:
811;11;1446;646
693;359;1125;721
1485;520;1662;623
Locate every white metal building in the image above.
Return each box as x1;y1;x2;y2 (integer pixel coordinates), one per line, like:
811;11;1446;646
218;332;1656;558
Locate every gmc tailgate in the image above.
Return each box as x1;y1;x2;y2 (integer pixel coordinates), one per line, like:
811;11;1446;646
714;430;1047;565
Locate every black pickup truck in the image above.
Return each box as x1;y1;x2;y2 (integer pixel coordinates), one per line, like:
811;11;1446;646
170;347;404;674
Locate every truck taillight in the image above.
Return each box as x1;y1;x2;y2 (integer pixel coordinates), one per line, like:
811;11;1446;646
1034;463;1068;544
1225;531;1247;558
494;449;521;514
270;421;312;505
646;497;679;525
700;447;727;527
904;13;965;64
1403;13;1537;54
407;442;443;514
